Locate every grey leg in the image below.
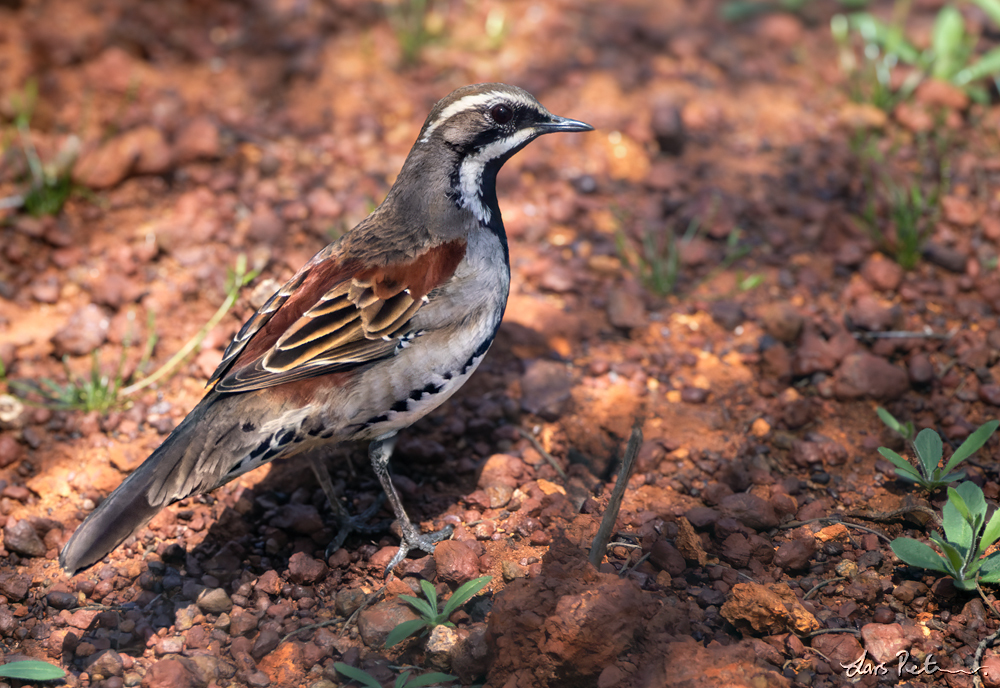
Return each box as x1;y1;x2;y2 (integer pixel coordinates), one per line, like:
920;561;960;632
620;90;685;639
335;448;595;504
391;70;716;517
369;434;453;575
308;453;387;557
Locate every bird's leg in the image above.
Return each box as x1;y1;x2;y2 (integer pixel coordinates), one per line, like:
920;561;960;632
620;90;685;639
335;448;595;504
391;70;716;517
369;433;453;575
307;452;387;558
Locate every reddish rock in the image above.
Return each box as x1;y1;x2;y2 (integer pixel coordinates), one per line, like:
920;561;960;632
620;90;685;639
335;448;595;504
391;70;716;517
173;116;221;164
719;493;778;530
833;353;909;400
51;304;110;356
773;539;816;571
861;254;903;291
845;295;902;332
357;597;420;649
607;288;645;329
649;540;685;576
520;359;574;420
0;435;24;468
140;658;203;688
3;519;45;558
860;623;909;664
434;540;481;586
288;552;328;584
758;302;803;344
811;632;863;666
941;195;980;226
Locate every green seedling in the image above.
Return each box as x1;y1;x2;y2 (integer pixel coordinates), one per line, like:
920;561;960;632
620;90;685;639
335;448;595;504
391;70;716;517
0;659;66;681
616;218;700;297
334;663;457;688
385;576;491;649
880;420;999;491
721;0;867;22
835;4;1000;106
5;352;125;413
876;406;915;442
891;481;1000;590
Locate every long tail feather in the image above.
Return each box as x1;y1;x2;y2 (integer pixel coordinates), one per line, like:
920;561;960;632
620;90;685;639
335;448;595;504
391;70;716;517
59;392;256;574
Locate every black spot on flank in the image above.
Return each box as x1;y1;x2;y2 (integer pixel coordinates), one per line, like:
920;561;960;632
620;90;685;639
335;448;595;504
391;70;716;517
390;399;409;413
248;443;268;461
242;422;255;432
277;429;296;446
320;429;337;439
364;414;388;427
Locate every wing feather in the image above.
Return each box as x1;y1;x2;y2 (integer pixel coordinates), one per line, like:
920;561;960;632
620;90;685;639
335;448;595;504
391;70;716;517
210;240;467;393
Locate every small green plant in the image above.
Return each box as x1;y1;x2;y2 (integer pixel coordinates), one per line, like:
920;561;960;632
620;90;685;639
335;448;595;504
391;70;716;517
385;576;491;649
886;181;930;270
891;481;1000;590
834;3;1000;106
2;255;258;413
879;420;999;491
616;218;700;297
5;352;125;413
1;79;79;217
387;0;437;65
876;406;916;442
0;659;66;681
721;0;866;22
334;663;457;688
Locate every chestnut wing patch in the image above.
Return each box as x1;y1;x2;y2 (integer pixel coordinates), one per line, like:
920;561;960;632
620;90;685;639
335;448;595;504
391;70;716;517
212;240;467;393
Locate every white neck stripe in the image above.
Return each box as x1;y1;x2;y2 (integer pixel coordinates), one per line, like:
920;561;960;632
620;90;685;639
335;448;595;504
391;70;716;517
456;127;536;224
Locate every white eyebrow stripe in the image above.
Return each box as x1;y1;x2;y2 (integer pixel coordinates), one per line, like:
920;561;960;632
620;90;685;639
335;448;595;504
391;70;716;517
418;89;543;143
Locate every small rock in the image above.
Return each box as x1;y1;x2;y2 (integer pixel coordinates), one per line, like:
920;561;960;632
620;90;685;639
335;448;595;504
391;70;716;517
425;624;460;670
335;588;367;617
922;242;967;273
892;580;928;603
3;519;45;557
709;300;745;330
860;623;909;664
773;539;816;571
680;386;708;404
861;254;903;291
811;632;864;667
845;295;901;332
501;560;528;581
721;582;819;635
758;302;803;343
247;205;283;245
357;598;420;649
833;353;909;400
607;288;645;329
269;504;322;535
520;360;573;420
173;116;220;164
251;628;280;661
47;590;78;609
141;657;202;688
719;493;778;530
649;540;685;576
288;552;328;584
196;587;234;615
915;79;969;111
51;304;110;356
88;649;124;680
434;540;481;586
908;353;935;385
0;434;23;468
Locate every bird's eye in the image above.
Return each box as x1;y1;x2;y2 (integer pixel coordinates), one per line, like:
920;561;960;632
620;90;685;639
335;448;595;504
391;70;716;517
490;104;514;125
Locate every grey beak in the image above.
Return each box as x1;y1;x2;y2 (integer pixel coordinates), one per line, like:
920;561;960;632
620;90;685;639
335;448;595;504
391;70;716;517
539;115;594;133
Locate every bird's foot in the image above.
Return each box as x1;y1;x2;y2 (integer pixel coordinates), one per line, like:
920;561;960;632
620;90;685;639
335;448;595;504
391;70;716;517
324;494;390;559
383;521;454;576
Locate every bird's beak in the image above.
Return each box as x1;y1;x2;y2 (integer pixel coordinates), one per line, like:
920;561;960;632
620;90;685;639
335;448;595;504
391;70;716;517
538;115;594;133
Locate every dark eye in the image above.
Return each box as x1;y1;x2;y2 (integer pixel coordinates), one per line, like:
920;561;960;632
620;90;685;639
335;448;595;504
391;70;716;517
490;104;513;125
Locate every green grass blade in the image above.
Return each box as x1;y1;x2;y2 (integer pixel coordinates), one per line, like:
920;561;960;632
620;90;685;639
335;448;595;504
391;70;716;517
384;618;428;649
972;0;1000;27
419;579;439;617
931;4;967;80
0;660;66;681
399;593;435;621
403;672;459;687
942;420;999;474
441;576;492;619
334;662;382;688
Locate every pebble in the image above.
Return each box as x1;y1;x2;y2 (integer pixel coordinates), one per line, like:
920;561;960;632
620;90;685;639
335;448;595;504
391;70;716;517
833;353;909;400
357;598;420;649
758;302;803;343
520;360;574;420
607;287;646;329
773;539;816;571
922;242;967;273
719;493;778;530
141;658;202;688
859;623;909;664
50;304;110;356
861;254;903;291
649;540;685;576
173;116;221;164
434;540;481;586
196;587;233;614
3;519;45;557
288;552;328;584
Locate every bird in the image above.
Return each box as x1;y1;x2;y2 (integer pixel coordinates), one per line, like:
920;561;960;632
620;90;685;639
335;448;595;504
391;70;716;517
59;83;592;576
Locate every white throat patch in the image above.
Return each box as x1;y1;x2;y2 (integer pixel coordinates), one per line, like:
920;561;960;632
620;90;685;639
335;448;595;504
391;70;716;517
456;127;535;224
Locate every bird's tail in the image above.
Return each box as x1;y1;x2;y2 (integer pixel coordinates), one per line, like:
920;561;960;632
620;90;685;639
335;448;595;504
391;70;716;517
59;391;260;574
